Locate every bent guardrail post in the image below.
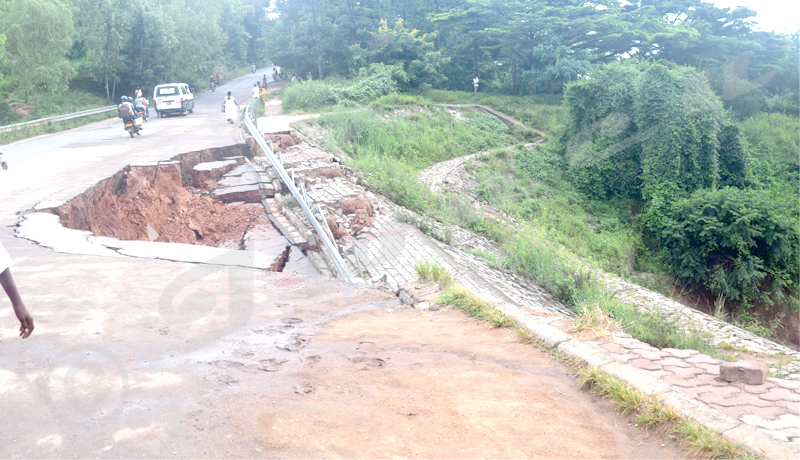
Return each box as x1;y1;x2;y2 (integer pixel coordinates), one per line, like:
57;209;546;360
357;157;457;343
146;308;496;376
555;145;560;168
243;99;353;283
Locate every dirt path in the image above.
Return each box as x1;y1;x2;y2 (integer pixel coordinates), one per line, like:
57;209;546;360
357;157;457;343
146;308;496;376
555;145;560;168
240;305;685;459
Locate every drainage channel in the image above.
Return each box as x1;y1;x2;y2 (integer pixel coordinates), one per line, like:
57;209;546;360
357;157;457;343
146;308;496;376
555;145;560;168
19;145;319;275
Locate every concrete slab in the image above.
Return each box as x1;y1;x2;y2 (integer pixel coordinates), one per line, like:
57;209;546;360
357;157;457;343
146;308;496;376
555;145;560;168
211;184;262;203
282;246;318;276
87;237;274;269
192;159;239;172
218;170;261;187
16;212;122;258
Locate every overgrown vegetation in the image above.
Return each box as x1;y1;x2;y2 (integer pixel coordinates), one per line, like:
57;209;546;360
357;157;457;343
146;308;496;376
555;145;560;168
281;68;399;113
562;60;800;322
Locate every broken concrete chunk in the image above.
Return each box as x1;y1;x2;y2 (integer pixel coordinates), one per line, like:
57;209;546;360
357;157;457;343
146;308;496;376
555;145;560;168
719;360;765;385
212;184;263;204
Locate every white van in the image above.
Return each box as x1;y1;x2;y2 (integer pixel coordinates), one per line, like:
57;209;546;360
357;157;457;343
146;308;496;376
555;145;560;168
153;83;194;117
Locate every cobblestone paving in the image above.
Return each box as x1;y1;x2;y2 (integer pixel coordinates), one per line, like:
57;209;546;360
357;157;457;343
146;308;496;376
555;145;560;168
589;335;800;444
601;275;800;378
259;118;800;457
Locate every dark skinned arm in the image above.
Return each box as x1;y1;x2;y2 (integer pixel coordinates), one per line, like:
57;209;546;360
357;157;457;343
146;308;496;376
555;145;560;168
0;268;34;338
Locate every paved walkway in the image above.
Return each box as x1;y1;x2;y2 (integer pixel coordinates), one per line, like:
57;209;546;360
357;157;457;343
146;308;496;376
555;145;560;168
254;113;800;458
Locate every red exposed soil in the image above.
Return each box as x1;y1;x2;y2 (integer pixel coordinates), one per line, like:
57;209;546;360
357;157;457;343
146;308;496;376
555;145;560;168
265;132;302;154
53;163;262;247
192;158;244;191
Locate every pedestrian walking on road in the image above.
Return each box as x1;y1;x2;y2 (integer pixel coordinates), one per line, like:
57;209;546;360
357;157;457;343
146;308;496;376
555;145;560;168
0;242;34;338
252;83;260;100
223;91;240;123
473;75;479;92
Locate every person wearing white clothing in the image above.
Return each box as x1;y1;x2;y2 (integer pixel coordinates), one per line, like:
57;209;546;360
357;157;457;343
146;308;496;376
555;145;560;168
473;75;479;92
0;242;34;338
252;83;260;100
223;91;240;123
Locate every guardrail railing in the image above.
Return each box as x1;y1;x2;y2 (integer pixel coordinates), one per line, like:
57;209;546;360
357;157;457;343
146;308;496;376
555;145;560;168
0;105;117;133
243;99;355;283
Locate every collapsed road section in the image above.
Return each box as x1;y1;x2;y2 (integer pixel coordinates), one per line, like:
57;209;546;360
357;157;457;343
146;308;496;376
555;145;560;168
16;145;320;274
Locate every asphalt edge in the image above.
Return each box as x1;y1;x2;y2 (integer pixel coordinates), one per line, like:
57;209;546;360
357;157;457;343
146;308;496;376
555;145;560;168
492;303;795;460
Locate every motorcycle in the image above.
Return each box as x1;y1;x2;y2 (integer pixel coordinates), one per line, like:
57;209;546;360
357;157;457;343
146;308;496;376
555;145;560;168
124;117;142;137
210;80;216;92
251;64;256;73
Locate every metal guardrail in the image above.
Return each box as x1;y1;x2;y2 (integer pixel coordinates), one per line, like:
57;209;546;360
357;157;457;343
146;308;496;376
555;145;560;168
243;99;354;283
0;105;117;133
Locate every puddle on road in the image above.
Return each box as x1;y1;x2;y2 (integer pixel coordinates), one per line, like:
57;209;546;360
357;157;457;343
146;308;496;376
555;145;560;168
43;145;315;274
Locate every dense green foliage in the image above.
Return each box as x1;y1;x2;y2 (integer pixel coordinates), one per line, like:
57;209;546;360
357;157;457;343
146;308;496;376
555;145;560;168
262;0;798;109
1;0;268;118
562;59;799;310
657;187;799;306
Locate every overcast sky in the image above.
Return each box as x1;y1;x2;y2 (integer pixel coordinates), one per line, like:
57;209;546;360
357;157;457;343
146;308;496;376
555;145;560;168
710;0;799;32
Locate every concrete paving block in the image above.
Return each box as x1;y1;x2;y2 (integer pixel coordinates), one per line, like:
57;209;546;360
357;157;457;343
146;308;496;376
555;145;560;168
720;360;766;385
723;421;800;459
524;320;572;347
599;362;672;396
657;390;740;433
557;340;614;368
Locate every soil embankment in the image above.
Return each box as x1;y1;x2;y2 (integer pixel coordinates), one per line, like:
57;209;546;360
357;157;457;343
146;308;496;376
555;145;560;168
51;146;263;247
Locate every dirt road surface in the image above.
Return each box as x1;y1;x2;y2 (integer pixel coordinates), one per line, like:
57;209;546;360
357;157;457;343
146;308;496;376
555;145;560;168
2;269;685;458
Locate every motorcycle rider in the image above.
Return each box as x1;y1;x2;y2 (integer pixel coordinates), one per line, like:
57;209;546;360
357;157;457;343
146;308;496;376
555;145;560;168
118;96;136;124
118;96;138;133
210;75;216;90
251;63;256;73
133;93;149;120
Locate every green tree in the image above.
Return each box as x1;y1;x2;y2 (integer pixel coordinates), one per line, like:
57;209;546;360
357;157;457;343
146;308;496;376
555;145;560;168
5;0;75;112
359;19;449;90
73;0;129;100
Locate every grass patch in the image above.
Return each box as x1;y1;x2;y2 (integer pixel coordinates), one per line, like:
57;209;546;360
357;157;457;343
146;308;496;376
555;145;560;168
503;226;731;360
473;145;639;276
579;368;754;459
420;89;568;140
0;111;118;144
6;90;112;120
281;72;398;113
414;260;455;287
671;419;750;459
416;261;514;329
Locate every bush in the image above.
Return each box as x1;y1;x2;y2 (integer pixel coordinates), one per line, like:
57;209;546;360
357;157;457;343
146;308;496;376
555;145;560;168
658;187;799;305
280;79;338;112
281;69;399;112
